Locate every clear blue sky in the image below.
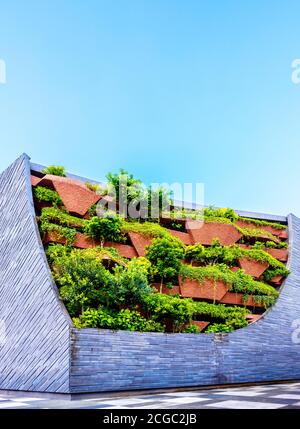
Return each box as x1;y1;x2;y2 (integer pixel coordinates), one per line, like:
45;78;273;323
1;0;300;216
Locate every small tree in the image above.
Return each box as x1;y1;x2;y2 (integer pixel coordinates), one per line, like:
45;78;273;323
42;165;66;177
52;249;114;316
146;237;184;292
84;213;123;246
113;257;152;307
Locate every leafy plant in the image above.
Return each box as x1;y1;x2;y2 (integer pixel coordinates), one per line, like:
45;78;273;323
142;293;195;332
113;309;164;332
192;301;248;327
85;182;100;192
106;168;143;211
147;185;173;219
42;165;66;177
146;238;184;290
180;263;279;302
236;226;280;244
122;220;174;239
74;307;164;332
263;267;287;282
170;222;185;231
84;213;124;246
204;206;238;222
263;241;288;249
112;257;152;307
34;186;62;207
182;324;201;334
40;207;87;230
52;249;115;315
184;241;289;279
40;221;77;245
48;247;153;315
237;216;286;230
205;323;234;333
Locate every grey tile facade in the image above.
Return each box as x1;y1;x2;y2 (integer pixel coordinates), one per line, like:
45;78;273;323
1;154;299;394
0;155;72;393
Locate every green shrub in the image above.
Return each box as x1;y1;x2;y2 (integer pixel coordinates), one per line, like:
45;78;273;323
106;169;172;219
106;168;145;216
171;222;185;231
54;250;115;316
182;324;201;334
122;220;174;239
84;213;124;246
85;182;100;192
49;248;153;316
34;186;62;207
146;237;184;287
40;207;87;230
113;308;165;332
40;221;77;245
82;247;127;267
112;258;152;307
263;241;288;249
46;243;71;263
184;241;289;278
180;264;279;302
73;308;112;329
238;217;286;230
263;267;288;282
192;301;248;328
42;165;66;176
204;206;238;222
237;226;280;243
75;307;164;332
142;293;194;331
206;323;234;333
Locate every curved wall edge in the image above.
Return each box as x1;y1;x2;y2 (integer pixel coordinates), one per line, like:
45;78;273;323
0;155;72;393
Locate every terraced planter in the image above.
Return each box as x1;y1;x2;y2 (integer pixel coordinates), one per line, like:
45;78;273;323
43;230;138;259
239;244;288;262
103;242;138;259
246;314;262;324
236;219;287;238
31;174;42;187
32;174;101;216
238;257;269;278
179;276;228;301
43;230;69;246
266;248;288;262
128;231;153;256
169;229;193;245
186;220;242;246
220;292;265;308
270;275;284;286
190;321;210;332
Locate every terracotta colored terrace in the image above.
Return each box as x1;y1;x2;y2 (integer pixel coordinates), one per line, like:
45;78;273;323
31;164;289;335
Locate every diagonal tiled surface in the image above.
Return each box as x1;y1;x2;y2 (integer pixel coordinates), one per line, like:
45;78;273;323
206;400;286;409
1;382;300;409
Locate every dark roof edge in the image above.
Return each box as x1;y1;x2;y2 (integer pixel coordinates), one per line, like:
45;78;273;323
30;162;287;224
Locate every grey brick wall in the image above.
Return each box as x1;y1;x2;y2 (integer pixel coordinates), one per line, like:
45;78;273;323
70;214;300;393
0;155;72;393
